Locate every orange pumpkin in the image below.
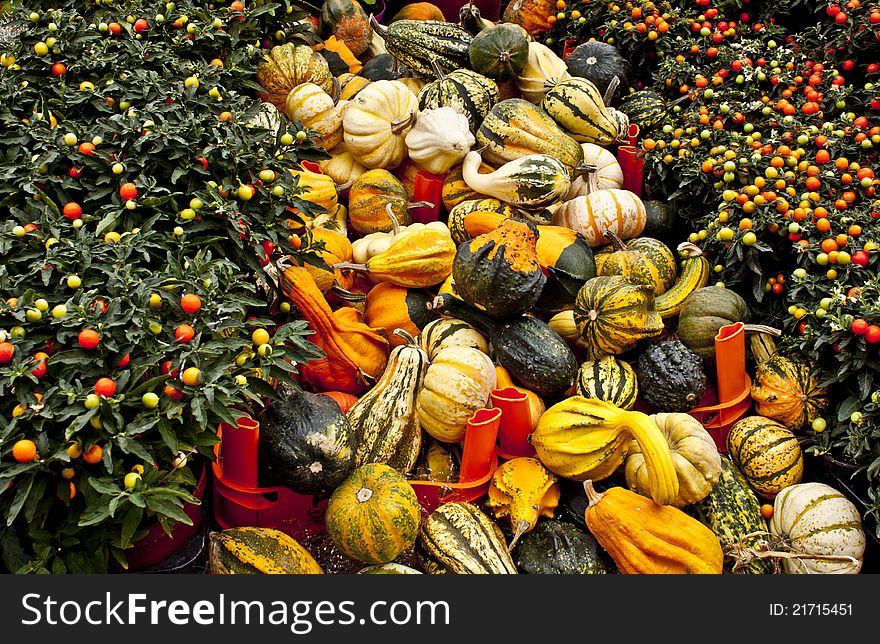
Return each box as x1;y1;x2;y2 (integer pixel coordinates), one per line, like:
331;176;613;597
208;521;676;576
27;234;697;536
502;0;556;36
390;2;446;22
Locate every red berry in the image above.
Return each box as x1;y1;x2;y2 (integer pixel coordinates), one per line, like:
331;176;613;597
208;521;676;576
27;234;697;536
827;3;841;15
852;251;869;266
69;166;83;179
119;182;138;201
852;319;869;335
836;11;848;23
870;12;880;24
0;342;15;364
51;62;67;76
94;377;117;397
63;202;83;221
134;18;149;32
174;324;195;343
867;325;880;344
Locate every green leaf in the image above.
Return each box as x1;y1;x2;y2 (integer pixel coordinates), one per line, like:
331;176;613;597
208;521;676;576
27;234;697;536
6;477;34;527
144;495;194;526
120;505;143;549
77;503;113;528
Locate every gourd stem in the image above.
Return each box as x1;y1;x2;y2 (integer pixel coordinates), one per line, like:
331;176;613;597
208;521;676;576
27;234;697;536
368;14;387;39
743;324;782;336
335;178;354;193
356;487;374;503
676;242;704;257
582;480;603;508
390;110;417;135
330;284;366;302
385;202;402;235
393;328;418;346
603;229;628;252
407;200;434;209
429;57;447;80
507;520;530;552
571;163;598;182
603;76;621;107
726;531;861;573
333;261;369;273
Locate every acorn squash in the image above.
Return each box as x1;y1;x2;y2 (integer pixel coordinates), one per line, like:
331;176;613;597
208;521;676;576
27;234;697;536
515;520;607;574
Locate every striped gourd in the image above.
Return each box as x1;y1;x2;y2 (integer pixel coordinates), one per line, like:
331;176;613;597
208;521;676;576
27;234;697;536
208;527;323;574
285;83;345;150
552;189;647;247
541;77;625;145
596;232;678;296
417;317;488;359
770;482;866;574
326;463;422;564
617;90;669;130
566;143;624;199
370;17;472;79
417;502;518;574
516;41;571;104
338;72;371;100
573;275;664;359
654;243;711;318
688;457;774;574
750;355;830;431
727;416;804;499
575;356;638;410
419;66;499;134
346;331;428;472
442;162;490;211
476;99;584;170
447;198;518;244
462;150;570;208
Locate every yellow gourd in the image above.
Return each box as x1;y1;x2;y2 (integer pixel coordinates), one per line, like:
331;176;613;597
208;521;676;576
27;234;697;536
487;457;560;549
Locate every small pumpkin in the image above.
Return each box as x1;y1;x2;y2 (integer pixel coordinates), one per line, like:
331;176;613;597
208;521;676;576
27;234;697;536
468;23;530;82
626;412;722;508
636;340;707;413
343;79;419;169
390;2;446;22
552;189;647;247
417;317;489;360
256;43;335;112
596;231;677;296
416;345;496;442
320;0;372;57
487;457;561;549
575;356;638;410
404;107;475;174
452;218;547;318
326;463;422;564
348;169;412;235
727;416;804;499
566;144;624;198
285;83;345;149
750;355;831;431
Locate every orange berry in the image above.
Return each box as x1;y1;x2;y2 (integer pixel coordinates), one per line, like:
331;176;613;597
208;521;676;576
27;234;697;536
12;439;37;462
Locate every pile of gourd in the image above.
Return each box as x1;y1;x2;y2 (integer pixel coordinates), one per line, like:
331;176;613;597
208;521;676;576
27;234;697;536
229;0;868;576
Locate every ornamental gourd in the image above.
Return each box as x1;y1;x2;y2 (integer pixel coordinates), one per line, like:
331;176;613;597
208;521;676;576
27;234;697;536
286;167;339;229
369;17;472;79
320;0;372;57
285;83;345;150
653;243;711;319
515;521;608;574
576;356;638;410
417;317;488;360
727;416;804;498
442;163;492;211
583;481;724;574
566;144;624;198
461;150;570;209
452;218;546;318
256;43;335;112
573;276;664;359
404;107;475;175
532;397;679;506
487;457;561;549
468;23;529;82
552;189;647;247
626;413;722;508
597;231;677;296
448;198;519;244
750;355;830;431
209;527;323;574
564;41;632;104
502;0;555;36
636;341;707;413
319;143;367;187
542;77;627;145
345;329;428;472
343;79;418;169
676;286;751;360
292;227;354;292
391;2;447;21
770;482;865;574
418;63;499;135
351;205;451;262
516;41;571;104
364;284;438;345
326;463;422;564
416;345;496;442
348;170;412;235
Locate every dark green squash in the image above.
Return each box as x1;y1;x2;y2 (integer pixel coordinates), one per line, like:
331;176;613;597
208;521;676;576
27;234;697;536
677;286;751;361
515;520;607;574
430;294;578;397
257;386;357;496
419;66;499;135
452;218;546;318
459;1;489;34
361;53;411;81
642;200;680;238
370;17;473;79
564;41;631;104
320;0;372;57
468;23;530;82
636;340;707;412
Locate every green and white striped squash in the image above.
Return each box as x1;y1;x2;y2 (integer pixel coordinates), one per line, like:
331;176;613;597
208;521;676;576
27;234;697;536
515;41;572;104
417;501;518;574
476;98;584;170
541;77;625;145
461;150;570;209
727;416;803;499
417;317;488;360
346;332;428;473
418;67;499;135
617;89;668;130
770;482;865;574
358;563;423;574
575;356;638;410
371;18;473;79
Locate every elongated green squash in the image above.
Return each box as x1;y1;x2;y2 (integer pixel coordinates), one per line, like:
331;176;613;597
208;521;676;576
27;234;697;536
541;77;626;145
346;330;428;473
476;99;583;170
461;150;569;208
370;17;472;79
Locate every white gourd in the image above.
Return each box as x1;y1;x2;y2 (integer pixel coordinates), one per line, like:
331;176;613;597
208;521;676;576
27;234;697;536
405;107;475;175
566;143;624;199
285;84;346;150
319;143;367;187
343;80;419;170
552;189;647;247
515;41;572;104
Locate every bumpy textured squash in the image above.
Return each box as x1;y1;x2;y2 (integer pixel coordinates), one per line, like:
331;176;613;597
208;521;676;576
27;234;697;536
552;189;647;247
576;356;638;410
515;520;608;574
597;232;677;296
364;283;438;346
257;43;335;111
416;345;496;442
405;107;475;174
636;341;707;413
516;41;571;103
370;17;472;79
417;502;518;574
280;266;388;392
532;397;679;505
348;169;412;235
209;527;323;574
326;463;421;564
487;457;561;548
343;79;419;169
677;286;751;360
750;355;830;431
346;330;429;472
688;457;774;574
417;317;488;360
583;481;724;574
476;99;583;170
626;412;722;508
419;65;499;135
564;41;632;104
320;0;372;57
452;218;546;318
502;0;555;36
468;23;529;82
573;276;664;359
448;198;517;244
771;482;865;574
361;53;410;81
257;387;357;495
727;416;804;498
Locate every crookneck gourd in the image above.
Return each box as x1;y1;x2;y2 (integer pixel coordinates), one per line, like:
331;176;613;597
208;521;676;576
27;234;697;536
531;397;679;506
487;457;561;549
